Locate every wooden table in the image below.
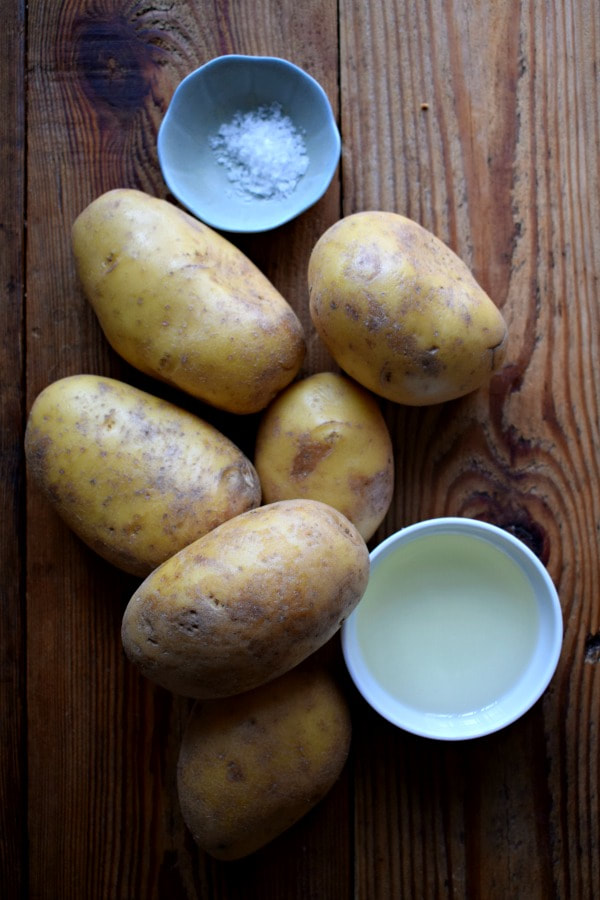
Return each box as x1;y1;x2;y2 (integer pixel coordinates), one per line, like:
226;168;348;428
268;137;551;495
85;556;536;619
3;2;599;897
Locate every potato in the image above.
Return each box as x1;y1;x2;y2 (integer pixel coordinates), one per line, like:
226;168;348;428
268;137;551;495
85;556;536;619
121;499;369;698
254;372;393;541
177;663;352;860
24;375;261;576
308;211;508;405
72;189;305;414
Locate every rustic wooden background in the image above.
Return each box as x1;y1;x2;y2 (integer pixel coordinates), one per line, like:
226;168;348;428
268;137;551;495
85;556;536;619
2;1;599;897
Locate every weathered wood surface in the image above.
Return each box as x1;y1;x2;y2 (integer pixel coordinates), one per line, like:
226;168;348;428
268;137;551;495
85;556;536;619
2;0;599;897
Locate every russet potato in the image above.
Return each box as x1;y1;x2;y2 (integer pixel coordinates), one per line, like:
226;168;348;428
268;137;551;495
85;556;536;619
24;375;261;576
72;189;305;414
308;211;508;405
254;371;394;541
177;663;352;860
121;499;370;698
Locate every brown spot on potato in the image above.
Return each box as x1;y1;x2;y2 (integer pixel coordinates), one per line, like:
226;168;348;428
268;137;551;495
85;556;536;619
227;600;266;624
420;346;444;374
362;296;389;333
102;410;116;429
226;760;245;782
123;516;143;536
291;433;338;478
349;467;393;518
384;328;444;377
380;365;393;385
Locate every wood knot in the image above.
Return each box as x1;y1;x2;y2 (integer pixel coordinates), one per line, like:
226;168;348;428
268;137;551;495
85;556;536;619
500;518;548;564
73;13;157;115
464;500;550;566
584;632;600;664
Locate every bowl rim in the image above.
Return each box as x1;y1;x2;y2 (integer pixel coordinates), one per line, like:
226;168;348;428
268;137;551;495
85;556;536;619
341;516;563;741
166;52;336;92
157;54;341;233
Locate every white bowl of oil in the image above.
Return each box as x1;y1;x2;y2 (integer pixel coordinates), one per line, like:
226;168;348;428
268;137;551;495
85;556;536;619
342;518;563;740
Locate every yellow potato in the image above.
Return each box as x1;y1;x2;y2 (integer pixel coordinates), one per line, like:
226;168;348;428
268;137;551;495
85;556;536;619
24;375;261;576
254;372;394;541
121;499;370;698
308;211;508;405
177;663;352;860
72;189;305;414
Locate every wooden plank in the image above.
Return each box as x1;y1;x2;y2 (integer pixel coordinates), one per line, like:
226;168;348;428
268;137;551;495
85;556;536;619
340;0;600;896
0;2;26;897
24;1;343;898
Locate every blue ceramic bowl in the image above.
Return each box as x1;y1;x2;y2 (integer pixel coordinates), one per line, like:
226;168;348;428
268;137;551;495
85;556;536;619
157;55;341;233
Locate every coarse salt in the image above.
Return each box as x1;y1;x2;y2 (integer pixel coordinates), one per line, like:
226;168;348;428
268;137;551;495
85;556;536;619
209;102;309;201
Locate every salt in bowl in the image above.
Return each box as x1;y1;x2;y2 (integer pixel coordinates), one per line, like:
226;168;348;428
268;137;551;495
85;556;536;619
157;55;341;233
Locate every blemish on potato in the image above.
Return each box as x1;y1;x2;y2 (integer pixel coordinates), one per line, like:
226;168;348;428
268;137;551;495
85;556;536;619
123;517;142;536
349;468;393;517
344;245;382;283
177;611;200;635
380;366;393;384
291;433;338;478
226;760;245;782
364;296;389;332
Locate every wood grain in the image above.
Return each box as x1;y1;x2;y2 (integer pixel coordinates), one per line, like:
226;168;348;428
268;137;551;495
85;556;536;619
0;3;26;899
2;0;598;897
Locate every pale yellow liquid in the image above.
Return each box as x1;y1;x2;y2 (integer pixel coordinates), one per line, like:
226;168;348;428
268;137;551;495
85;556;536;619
357;533;539;715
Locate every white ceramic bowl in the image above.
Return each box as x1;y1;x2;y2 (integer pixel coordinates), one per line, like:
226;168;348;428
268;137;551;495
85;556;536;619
342;518;563;740
157;55;341;233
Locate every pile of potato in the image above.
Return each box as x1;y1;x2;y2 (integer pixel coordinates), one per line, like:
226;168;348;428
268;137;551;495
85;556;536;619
25;188;507;859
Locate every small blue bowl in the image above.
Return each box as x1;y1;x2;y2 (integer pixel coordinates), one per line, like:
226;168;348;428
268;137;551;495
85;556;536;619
157;55;341;233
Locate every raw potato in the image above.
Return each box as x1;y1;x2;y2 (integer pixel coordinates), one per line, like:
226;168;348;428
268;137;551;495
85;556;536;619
177;664;352;860
24;375;261;577
254;371;394;541
72;189;306;414
308;211;508;405
121;499;370;698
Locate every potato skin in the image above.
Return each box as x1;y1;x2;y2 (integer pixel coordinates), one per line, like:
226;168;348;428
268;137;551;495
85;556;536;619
254;372;394;541
121;499;370;698
177;664;352;860
72;189;305;414
24;375;261;576
308;211;508;405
